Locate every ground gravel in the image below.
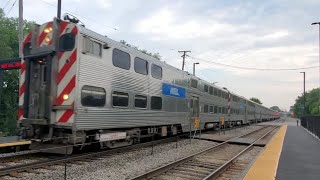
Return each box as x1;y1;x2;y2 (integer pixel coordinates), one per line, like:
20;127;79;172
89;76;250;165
3;139;217;180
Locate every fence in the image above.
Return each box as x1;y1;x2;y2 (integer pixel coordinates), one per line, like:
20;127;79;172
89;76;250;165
301;116;320;138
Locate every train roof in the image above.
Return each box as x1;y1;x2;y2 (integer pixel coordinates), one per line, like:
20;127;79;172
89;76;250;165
77;24;274;112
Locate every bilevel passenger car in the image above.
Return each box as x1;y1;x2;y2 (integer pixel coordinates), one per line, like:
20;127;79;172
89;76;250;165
18;17;280;154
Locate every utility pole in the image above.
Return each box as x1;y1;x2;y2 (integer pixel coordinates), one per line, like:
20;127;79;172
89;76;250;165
311;22;320;114
300;72;306;116
17;0;23;139
18;0;23;59
178;50;191;71
57;0;62;19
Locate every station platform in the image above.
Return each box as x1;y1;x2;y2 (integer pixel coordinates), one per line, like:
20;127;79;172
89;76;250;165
0;136;31;148
244;118;320;180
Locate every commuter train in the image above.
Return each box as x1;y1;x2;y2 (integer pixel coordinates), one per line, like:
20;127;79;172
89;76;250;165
18;16;280;154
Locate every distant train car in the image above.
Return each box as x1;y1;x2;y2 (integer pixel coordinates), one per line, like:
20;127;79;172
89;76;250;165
18;16;279;154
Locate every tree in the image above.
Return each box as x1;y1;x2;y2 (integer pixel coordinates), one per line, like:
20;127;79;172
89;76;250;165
0;8;32;135
292;88;320;118
270;106;281;112
119;40;161;60
250;97;262;104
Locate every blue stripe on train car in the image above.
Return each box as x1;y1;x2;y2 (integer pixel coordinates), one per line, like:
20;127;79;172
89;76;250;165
162;83;186;98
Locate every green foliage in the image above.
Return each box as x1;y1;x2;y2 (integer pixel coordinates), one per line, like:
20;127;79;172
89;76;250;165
270;106;281;112
293;88;320;118
119;40;162;60
250;97;262;104
0;8;32;135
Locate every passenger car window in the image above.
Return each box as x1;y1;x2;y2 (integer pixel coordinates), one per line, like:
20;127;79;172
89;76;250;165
134;57;148;75
210;106;214;113
112;48;130;70
151;64;162;79
204;105;209;113
209;86;213;95
81;86;106;107
112;91;129;107
151;96;162;110
191;79;198;88
135;95;147;108
214;106;218;113
204;85;209;93
82;37;101;56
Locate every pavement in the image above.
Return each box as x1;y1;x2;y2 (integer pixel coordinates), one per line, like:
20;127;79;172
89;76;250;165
276;119;320;180
245;117;320;180
0;136;20;143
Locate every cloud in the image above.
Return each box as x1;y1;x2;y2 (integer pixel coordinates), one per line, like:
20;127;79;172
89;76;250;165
136;7;236;40
5;0;320;109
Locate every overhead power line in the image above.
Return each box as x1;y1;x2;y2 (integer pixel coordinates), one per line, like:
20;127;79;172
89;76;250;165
190;56;319;71
1;0;11;9
38;0;118;31
6;0;16;15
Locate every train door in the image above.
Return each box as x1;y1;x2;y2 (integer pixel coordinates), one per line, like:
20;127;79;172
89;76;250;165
189;95;200;130
24;55;52;122
244;106;248;124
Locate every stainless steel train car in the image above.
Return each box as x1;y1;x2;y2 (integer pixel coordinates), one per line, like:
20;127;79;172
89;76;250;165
18;17;280;154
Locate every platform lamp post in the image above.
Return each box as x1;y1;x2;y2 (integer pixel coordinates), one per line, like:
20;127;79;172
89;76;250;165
311;22;320;114
300;72;306;116
193;62;199;76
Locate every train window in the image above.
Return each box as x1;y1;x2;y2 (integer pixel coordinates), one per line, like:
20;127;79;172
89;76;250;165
151;64;162;79
222;107;226;114
113;48;131;70
151;96;162;110
81;86;106;107
134;57;148;75
60;33;75;52
135;95;147;108
204;105;209;113
82;37;101;56
23;42;31;56
214;88;218;96
204;85;209;93
218;90;221;97
214;106;218;113
209;86;213;95
218;107;222;113
112;91;129;107
191;79;198;88
210;106;214;113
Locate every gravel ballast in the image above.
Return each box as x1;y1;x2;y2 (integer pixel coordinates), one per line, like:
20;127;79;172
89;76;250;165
3;139;217;180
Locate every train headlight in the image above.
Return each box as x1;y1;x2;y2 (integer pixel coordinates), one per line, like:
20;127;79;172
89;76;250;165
44;27;53;33
44;37;51;43
63;94;69;101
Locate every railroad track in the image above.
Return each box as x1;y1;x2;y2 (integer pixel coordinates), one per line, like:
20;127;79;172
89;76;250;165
0;136;182;177
0;125;277;178
129;125;278;180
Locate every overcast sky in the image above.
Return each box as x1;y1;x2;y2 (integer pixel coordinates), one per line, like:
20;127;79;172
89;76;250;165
3;0;320;110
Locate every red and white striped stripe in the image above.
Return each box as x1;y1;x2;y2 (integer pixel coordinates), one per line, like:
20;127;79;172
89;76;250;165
18;32;32;120
55;22;78;124
38;22;53;47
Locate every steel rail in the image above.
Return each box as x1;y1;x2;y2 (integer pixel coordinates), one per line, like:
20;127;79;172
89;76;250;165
129;125;272;180
203;126;278;179
0;136;182;177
